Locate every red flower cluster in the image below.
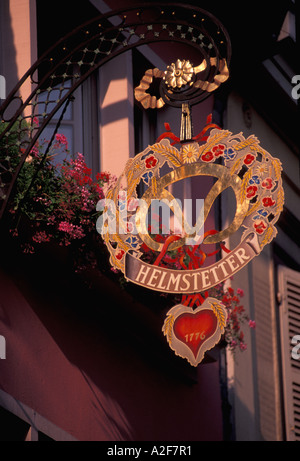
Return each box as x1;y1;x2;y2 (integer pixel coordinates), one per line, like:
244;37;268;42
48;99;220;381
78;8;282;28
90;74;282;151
209;284;255;353
54;133;68;149
201;144;225;162
10;133;115;272
52;153;110;246
97;172;110;183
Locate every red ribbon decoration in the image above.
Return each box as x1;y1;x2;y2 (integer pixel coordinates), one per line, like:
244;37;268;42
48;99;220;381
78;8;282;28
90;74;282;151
153;235;182;267
156;114;221;146
152;229;231;308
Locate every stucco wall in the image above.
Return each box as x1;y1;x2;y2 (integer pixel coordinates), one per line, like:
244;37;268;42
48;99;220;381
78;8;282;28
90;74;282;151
0;239;224;441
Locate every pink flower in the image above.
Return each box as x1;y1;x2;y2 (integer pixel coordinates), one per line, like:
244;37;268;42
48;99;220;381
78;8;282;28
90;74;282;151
58;221;72;232
58;221;85;240
249;320;256;329
237;288;244;297
9;228;19;237
32;231;51;243
55;133;68;148
23;244;35;254
30;145;40;157
96;184;104;199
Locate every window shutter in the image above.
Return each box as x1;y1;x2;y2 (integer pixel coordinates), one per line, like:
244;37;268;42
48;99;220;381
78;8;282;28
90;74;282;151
278;265;300;441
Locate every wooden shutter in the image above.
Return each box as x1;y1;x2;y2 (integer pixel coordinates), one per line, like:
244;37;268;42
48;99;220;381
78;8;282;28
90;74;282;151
278;265;300;441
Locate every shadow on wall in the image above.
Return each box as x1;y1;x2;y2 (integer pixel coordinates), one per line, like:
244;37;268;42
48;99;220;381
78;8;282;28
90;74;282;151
0;232;224;441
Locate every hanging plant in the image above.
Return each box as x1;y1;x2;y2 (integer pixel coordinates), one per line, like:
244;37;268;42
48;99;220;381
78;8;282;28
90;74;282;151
1;121;116;271
208;284;256;352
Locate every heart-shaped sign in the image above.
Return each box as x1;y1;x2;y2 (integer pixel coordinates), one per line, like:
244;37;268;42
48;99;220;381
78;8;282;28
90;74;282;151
162;298;227;366
173;309;218;359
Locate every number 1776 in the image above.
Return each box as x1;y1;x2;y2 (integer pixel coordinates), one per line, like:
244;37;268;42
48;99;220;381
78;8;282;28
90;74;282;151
185;331;205;342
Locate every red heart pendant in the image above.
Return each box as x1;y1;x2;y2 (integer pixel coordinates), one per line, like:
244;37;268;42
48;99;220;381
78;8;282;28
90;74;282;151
173;309;218;359
162;298;227;366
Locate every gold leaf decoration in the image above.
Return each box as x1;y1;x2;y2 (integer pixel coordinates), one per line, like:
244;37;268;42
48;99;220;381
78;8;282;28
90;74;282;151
256;146;268;159
260;226;276;248
210;302;226;332
127;168;134;188
151;176;158;196
272;158;283;181
234;135;258;152
199;130;231;157
162;313;175;345
151;142;182;167
240;168;253;203
245;199;261;217
103;233;124;271
230;157;244;176
276;188;284;215
127;177;140;198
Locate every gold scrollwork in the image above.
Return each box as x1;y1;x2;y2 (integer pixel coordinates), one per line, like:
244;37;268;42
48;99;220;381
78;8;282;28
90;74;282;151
101;130;284;275
134;58;230;109
134;68;165;109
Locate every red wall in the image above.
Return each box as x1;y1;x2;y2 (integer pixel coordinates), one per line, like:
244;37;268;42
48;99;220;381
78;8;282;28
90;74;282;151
0;238;224;441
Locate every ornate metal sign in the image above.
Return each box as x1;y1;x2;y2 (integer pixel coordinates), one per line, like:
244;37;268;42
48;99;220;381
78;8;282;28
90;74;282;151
99;126;283;364
97;8;284;366
100;130;283;287
0;3;284;366
162;298;227;367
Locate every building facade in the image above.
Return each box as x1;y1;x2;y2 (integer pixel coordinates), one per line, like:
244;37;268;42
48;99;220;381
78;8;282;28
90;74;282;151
0;0;299;441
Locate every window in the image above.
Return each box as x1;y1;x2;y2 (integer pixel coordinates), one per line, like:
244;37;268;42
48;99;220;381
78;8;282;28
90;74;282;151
37;79;83;165
133;49;158;154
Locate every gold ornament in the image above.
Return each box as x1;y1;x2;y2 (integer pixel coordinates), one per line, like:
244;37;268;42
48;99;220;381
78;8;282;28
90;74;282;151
164;59;194;89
